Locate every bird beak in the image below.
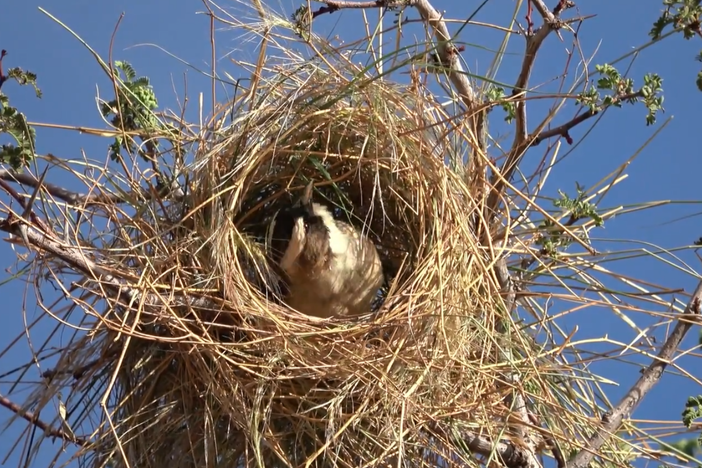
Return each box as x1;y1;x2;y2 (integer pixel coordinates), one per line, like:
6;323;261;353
299;181;315;212
302;181;314;203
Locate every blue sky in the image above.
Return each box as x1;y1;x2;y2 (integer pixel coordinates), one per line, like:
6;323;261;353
1;0;702;466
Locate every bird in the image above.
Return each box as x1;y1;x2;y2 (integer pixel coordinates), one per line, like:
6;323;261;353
266;181;384;319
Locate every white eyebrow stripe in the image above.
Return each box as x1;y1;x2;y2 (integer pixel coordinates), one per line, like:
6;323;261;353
312;203;350;255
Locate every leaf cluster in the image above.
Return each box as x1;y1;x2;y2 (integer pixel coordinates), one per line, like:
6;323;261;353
100;60;160;162
536;183;603;256
485;86;516;124
577;64;664;125
0;65;41;170
650;0;702;91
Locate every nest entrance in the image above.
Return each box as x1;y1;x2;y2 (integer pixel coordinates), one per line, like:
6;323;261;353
234;165;429;309
186;101;460;324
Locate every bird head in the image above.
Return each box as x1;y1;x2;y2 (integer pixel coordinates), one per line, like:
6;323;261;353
268;182;334;276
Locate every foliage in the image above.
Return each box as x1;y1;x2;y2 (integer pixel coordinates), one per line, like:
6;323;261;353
100;60;160;162
576;64;664;125
650;0;702;90
536;183;603;256
0;51;41;170
486;86;517;123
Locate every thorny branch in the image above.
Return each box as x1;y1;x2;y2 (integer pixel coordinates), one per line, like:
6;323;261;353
566;280;702;468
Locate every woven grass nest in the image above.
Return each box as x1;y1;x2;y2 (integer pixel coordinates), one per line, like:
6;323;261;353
52;65;534;468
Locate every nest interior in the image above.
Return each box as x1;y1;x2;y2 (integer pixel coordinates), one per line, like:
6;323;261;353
45;68;542;468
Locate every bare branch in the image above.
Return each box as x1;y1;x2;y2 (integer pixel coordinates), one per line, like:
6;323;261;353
531;0;557;22
0;169;126;206
0;392;90;446
311;0;477;109
486;1;580;219
553;0;575;16
431;423;541;468
407;0;477;107
512;0;560;146
463;430;541;468
0;168;184;207
310;0;392;18
567;279;702;468
0;49;8;90
0;176;50;232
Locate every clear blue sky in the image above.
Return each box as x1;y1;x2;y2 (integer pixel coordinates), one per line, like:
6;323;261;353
1;0;701;466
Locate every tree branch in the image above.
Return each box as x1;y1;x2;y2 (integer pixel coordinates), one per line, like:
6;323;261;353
0;49;7;90
310;0;389;18
512;16;556;145
463;430;541;468
0;168;184;207
0;392;89;446
0;215;222;314
0;168;126;206
431;422;541;468
531;90;642;146
407;0;477;107
567;278;702;468
486;1;578;219
311;0;478;109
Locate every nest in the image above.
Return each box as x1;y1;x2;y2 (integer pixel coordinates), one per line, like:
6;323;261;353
6;39;582;468
97;69;508;467
70;66;521;468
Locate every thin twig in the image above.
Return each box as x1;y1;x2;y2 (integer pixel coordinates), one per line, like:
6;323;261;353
0;168;183;207
485;1;575;219
0;168;124;206
431;423;540;468
0;176;51;234
0;49;7;90
532;90;642;145
311;0;478;109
